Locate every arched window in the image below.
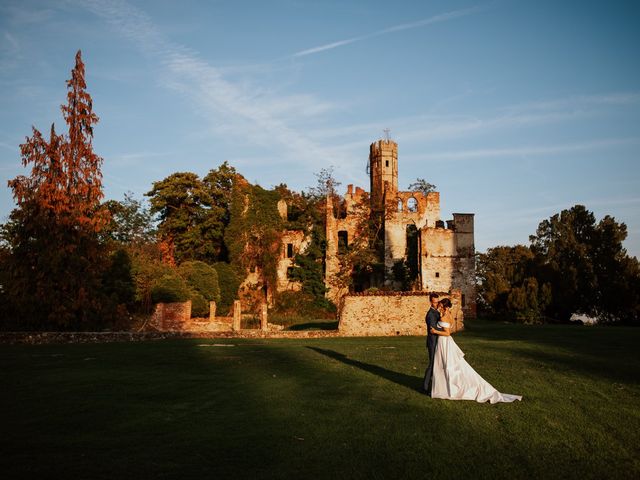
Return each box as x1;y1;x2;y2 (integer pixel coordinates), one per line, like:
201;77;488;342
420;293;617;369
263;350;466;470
407;197;418;212
397;199;403;212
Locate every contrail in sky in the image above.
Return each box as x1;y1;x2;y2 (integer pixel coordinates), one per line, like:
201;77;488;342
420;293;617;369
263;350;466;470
292;5;486;57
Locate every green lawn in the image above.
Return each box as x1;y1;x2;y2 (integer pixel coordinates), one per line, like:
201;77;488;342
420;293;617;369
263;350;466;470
1;321;639;479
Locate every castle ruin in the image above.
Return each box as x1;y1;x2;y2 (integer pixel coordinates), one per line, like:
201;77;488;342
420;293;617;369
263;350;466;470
277;138;476;319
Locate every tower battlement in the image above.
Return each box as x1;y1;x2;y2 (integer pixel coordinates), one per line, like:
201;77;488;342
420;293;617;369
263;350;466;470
369;139;398;210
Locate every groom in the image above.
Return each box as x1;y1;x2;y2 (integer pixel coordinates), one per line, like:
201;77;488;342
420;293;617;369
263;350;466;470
422;292;445;395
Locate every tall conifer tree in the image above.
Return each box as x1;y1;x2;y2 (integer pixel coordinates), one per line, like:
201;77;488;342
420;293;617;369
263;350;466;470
4;51;111;329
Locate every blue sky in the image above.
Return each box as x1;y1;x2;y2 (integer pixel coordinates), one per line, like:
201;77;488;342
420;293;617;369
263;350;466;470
1;0;639;257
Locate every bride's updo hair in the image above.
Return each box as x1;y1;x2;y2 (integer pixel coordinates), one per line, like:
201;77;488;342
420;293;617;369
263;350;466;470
439;298;452;309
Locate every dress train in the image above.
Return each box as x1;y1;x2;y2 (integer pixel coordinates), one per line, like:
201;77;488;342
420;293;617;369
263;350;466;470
431;322;522;404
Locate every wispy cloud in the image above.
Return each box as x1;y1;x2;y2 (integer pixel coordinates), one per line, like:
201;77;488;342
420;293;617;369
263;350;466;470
0;141;18;152
416;137;640;161
479;197;640;235
397;110;590;144
79;0;345;167
2;4;54;25
3;31;19;51
502;92;640;113
307;90;640;146
292;5;486;57
1;30;23;71
486;197;640;219
294;38;360;57
306;109;586;147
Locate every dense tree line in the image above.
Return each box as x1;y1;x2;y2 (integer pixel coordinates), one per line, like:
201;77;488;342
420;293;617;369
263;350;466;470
478;205;640;324
0;52;232;330
145;162;236;265
0;51;325;330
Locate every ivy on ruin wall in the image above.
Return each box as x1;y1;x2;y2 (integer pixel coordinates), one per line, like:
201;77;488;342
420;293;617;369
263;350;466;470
225;176;283;295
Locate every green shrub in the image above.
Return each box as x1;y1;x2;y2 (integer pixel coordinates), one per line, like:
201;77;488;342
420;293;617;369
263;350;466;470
189;289;210;317
272;290;336;320
179;261;220;303
151;274;190;303
212;262;241;313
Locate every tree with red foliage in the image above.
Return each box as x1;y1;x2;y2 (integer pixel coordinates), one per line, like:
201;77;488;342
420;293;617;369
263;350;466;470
10;51;108;230
3;51;116;329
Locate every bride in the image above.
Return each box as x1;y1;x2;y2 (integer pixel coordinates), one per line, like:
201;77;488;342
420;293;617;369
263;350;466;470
430;298;522;404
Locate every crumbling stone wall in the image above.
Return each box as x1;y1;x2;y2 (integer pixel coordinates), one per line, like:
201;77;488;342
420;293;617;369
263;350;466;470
384;191;440;274
391;191;440;226
338;291;464;336
150;301;192;331
277;230;308;292
272;138;477;317
150;301;235;333
420;214;476;318
324;192;364;303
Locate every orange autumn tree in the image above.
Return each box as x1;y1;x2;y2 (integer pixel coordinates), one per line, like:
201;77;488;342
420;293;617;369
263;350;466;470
4;50;115;329
11;52;109;230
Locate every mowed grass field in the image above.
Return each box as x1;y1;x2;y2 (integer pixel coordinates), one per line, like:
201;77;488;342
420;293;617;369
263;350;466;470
1;321;639;479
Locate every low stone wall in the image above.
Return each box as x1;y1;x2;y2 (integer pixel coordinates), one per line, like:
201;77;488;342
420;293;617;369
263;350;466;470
148;300;263;333
0;329;339;345
2;292;464;341
0;331;194;345
338;291;463;336
189;317;233;333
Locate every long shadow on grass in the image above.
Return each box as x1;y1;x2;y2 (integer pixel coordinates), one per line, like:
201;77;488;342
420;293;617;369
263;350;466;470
479;341;639;385
465;320;640;358
307;346;424;393
3;338;637;479
462;321;640;384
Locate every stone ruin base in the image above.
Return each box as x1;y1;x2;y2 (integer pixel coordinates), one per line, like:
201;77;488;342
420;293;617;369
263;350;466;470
149;300;271;333
338;290;464;336
1;291;467;342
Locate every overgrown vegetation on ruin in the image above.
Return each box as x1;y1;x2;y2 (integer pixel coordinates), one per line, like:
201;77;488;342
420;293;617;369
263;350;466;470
225;179;283;298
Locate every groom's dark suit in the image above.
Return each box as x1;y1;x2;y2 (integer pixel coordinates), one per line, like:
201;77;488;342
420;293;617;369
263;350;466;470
422;306;442;394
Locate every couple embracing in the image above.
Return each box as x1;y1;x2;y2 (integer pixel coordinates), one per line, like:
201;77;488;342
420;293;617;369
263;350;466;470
422;293;522;404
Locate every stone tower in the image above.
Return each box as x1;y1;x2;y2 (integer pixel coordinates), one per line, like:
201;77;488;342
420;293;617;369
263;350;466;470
369;139;398;211
275;137;476;319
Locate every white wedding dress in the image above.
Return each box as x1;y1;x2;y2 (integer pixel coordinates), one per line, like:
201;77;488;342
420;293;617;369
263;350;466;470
431;321;522;404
